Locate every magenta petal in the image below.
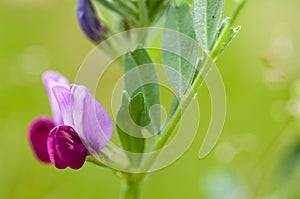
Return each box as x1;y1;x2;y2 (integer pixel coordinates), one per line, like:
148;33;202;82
47;125;87;169
71;85;113;153
42;71;69;124
28;117;54;163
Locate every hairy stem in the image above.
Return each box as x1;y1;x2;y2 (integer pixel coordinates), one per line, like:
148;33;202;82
120;173;145;199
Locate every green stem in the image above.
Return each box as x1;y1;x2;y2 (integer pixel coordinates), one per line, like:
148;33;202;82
141;56;212;171
251;116;295;198
230;0;246;25
138;0;149;27
153;57;210;150
120;174;145;199
117;0;138;14
211;0;246;59
95;0;139;25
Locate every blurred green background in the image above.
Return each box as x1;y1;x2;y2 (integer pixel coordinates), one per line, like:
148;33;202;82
1;0;300;198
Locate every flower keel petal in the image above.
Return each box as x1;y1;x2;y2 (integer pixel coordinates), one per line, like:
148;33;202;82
47;125;87;169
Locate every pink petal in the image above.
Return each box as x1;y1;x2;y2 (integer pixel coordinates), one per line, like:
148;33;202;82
47;125;87;169
28;117;54;163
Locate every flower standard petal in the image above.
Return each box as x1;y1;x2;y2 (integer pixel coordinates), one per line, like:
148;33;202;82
42;71;69;124
52;85;75;127
47;125;87;169
28;117;55;163
71;85;113;154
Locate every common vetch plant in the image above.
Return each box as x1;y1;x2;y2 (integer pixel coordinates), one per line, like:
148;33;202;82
28;0;245;198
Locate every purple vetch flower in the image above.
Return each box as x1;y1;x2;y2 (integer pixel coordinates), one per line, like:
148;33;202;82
28;71;113;169
77;0;106;42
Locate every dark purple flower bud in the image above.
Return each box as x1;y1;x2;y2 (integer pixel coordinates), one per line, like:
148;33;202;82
77;0;106;42
47;125;88;169
28;117;55;163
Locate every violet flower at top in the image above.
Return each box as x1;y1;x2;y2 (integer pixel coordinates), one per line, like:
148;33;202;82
28;71;113;169
77;0;106;42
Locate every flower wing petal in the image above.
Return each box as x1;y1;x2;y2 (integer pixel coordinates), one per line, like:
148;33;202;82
28;117;54;163
71;85;113;153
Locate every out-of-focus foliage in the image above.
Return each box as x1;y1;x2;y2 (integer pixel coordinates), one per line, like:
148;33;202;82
1;0;300;198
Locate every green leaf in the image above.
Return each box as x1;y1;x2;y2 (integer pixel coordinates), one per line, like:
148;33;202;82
193;0;224;51
279;141;300;177
215;17;231;42
147;0;171;23
124;47;160;134
210;17;241;59
218;25;241;56
162;3;198;97
93;0;138;25
129;92;150;126
116;91;146;155
116;47;161;164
